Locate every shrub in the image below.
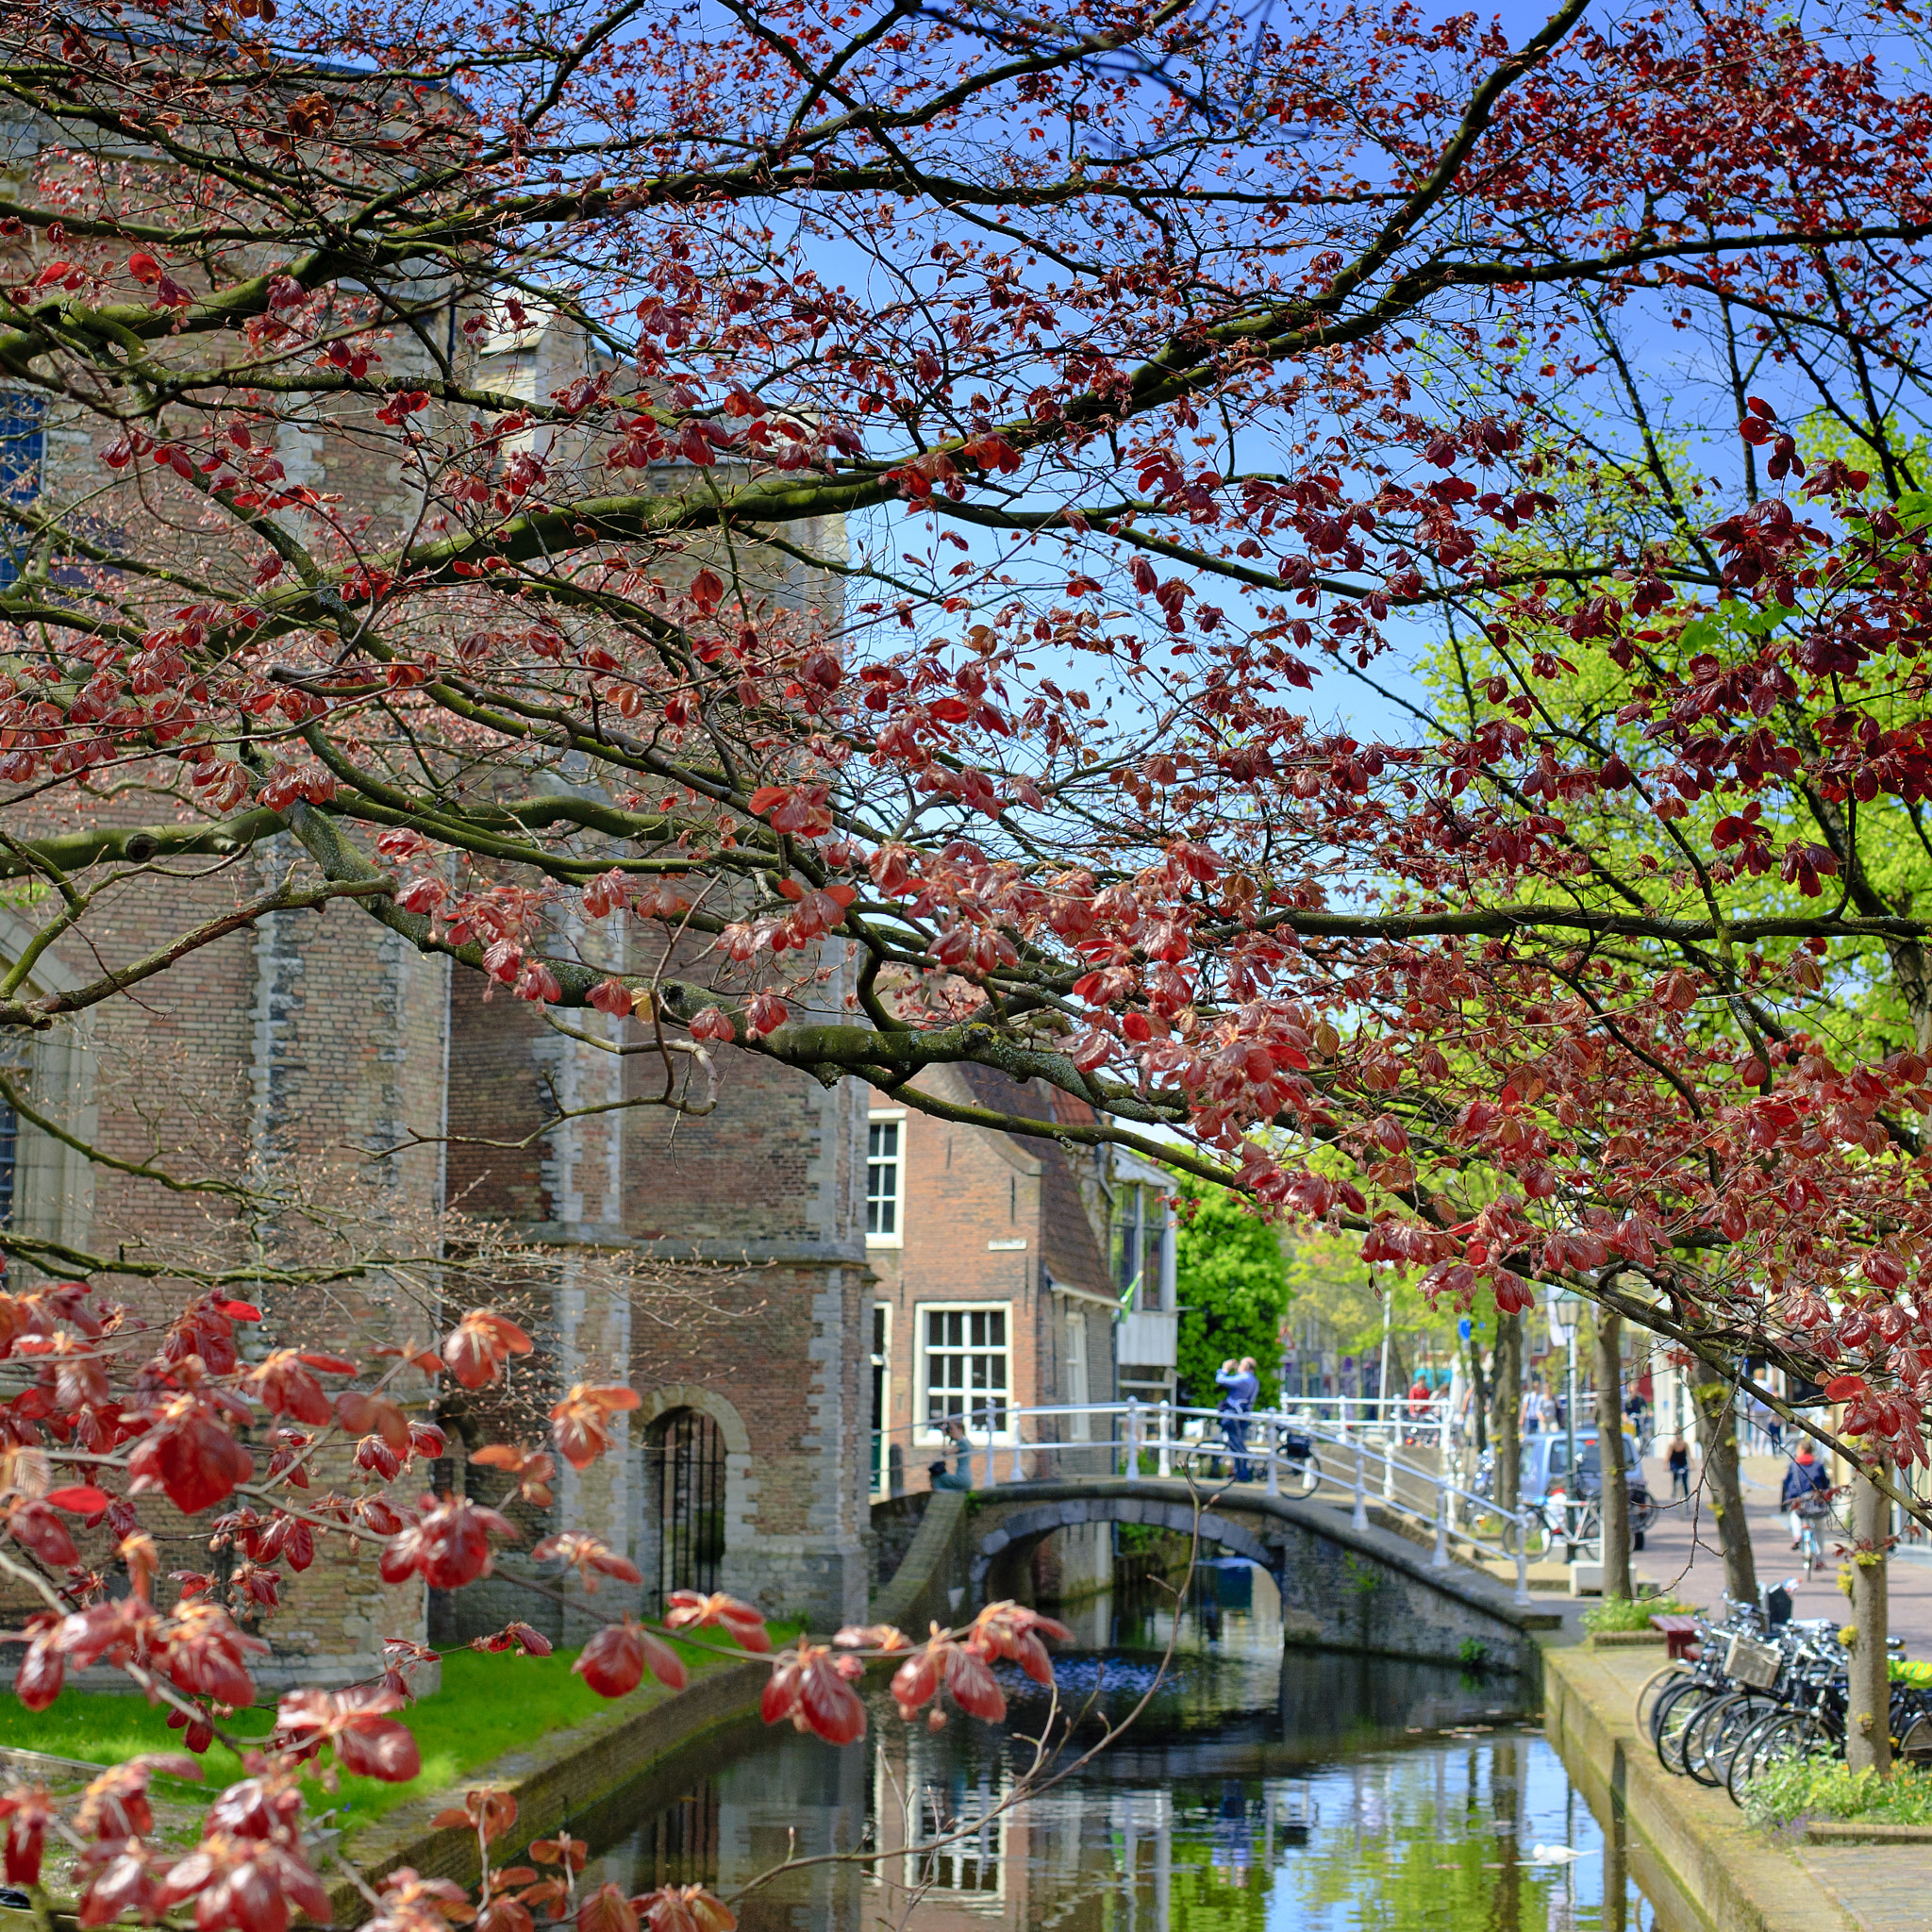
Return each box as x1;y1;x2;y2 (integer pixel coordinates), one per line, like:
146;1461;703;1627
1583;1593;1694;1633
1743;1754;1932;1832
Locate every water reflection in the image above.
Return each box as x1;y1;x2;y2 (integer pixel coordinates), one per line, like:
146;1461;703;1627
575;1562;1669;1932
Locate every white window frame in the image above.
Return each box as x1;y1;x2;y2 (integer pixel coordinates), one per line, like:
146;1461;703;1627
867;1109;906;1247
911;1785;1006;1906
870;1301;892;1498
1063;1306;1090;1441
917;1300;1013;1443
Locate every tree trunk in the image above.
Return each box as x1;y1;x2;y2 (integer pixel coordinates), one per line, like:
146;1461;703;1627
1846;1467;1893;1775
1490;1308;1522;1529
1692;1371;1759;1608
1468;1331;1490;1455
1595;1309;1632;1598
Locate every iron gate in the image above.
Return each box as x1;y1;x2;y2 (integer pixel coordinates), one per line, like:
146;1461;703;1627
647;1408;724;1609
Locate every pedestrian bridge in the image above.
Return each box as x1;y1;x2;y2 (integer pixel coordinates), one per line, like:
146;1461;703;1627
870;1475;1559;1672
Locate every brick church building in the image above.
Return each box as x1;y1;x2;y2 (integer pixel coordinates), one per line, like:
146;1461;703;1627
0;816;877;1682
0;247;874;1679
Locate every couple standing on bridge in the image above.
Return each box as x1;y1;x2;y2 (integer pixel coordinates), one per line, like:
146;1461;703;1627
1217;1357;1262;1481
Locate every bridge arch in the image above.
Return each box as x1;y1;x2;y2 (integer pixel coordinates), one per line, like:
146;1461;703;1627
972;1497;1284;1605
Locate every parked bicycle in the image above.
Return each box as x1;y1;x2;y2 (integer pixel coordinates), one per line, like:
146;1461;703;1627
1632;1593;1932;1806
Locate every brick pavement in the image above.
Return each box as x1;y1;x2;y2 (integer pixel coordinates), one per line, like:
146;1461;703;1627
1798;1838;1932;1931
1635;1453;1932;1657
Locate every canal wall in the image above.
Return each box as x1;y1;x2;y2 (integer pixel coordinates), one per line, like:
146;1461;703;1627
1539;1636;1923;1932
332;1493;976;1920
326;1650;772;1925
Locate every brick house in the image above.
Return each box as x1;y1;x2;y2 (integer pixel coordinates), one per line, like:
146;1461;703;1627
863;1064;1177;1503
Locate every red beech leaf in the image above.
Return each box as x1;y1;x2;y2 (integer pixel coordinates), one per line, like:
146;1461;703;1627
46;1485;110;1514
577;1882;639;1932
574;1623;643;1699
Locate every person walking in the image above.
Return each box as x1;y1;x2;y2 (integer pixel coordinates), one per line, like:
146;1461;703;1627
1666;1433;1690;1503
1782;1443;1830;1544
1217;1356;1260;1481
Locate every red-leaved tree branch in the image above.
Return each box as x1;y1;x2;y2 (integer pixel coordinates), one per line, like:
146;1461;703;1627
1;0;1931;1515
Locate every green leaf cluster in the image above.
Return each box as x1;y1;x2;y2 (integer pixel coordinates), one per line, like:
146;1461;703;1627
1581;1592;1694;1632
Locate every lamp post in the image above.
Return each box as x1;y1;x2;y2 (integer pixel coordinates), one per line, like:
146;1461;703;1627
1375;1279;1392;1431
1548;1289;1580;1559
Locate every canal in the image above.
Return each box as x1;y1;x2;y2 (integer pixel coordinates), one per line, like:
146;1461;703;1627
572;1561;1670;1931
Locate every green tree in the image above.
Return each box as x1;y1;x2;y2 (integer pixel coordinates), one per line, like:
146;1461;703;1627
1174;1185;1292;1408
1280;1230;1465;1392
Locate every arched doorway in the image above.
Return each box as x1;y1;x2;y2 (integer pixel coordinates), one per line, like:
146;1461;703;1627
645;1408;725;1609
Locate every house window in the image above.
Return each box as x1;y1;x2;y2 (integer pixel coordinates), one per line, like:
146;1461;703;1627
1063;1307;1089;1441
0;393;45;589
867;1114;903;1244
915;1775;1003;1897
1110;1182;1171;1310
923;1304;1008;1433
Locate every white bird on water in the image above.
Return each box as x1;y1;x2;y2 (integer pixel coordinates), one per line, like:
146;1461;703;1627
1529;1845;1586;1864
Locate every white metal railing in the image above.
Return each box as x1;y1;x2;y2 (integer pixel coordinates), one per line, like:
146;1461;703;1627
872;1398;1537;1606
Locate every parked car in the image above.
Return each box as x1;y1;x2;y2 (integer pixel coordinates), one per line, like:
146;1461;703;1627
1521;1428;1656;1547
1521;1429;1600;1511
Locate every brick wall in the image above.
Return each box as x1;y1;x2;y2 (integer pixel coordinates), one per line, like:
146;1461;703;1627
0;110;871;1660
0;854;447;1685
434;947;873;1636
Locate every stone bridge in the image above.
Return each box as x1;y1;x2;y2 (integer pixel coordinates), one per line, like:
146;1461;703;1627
873;1478;1558;1671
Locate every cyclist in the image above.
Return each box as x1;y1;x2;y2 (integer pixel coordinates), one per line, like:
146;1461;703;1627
1781;1443;1829;1545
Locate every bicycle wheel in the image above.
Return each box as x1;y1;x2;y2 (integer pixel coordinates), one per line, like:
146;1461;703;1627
1690;1691;1780;1790
1634;1660;1692;1738
1656;1679;1718;1773
1631;1492;1657;1534
1732;1710;1830;1800
1650;1670;1707;1749
1724;1708;1788;1805
1802;1526;1820;1581
1677;1690;1740;1783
